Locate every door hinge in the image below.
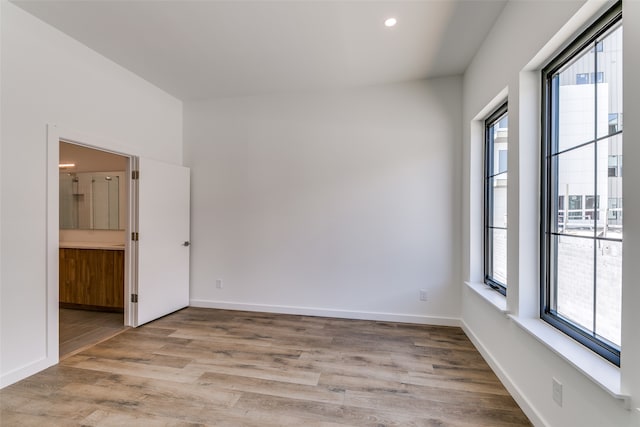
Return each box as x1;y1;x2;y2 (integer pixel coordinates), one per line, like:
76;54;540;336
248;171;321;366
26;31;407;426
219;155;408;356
131;294;138;303
132;170;140;180
131;232;139;241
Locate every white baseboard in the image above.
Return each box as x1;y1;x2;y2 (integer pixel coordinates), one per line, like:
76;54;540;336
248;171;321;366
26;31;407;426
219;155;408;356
190;299;461;327
0;356;56;389
461;320;548;427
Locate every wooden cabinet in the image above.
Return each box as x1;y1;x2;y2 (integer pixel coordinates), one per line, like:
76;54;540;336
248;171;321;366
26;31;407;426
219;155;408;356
59;248;124;311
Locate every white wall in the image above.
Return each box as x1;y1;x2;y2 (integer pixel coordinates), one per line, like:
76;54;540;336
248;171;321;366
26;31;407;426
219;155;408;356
0;1;183;386
185;78;462;324
462;1;640;426
0;0;4;382
620;0;640;416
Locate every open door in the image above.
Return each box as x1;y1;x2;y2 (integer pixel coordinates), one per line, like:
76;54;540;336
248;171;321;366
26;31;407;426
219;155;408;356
134;157;190;326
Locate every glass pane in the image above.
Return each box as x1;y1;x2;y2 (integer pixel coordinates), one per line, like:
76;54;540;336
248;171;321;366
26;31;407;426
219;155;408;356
92;177;109;229
498;150;508;174
554;235;594;332
486;107;507;288
92;175;120;230
595;239;622;346
492;116;508;174
551;144;595;235
490;176;508;228
59;173;79;229
557;48;596;152
597;25;623;138
108;176;120;229
77;175;91;229
597;136;623;239
491;229;507;285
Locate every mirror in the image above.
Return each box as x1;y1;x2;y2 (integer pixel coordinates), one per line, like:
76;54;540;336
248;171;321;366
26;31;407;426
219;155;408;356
60;171;125;230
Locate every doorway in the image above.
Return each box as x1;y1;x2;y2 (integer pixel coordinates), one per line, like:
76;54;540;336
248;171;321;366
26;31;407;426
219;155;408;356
45;124;191;371
58;141;130;358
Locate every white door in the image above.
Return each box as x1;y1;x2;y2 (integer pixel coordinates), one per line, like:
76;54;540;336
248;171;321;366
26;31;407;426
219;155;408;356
135;157;190;326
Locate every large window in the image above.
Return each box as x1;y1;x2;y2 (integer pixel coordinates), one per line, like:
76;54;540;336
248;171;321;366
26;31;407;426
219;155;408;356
485;103;508;295
541;4;622;365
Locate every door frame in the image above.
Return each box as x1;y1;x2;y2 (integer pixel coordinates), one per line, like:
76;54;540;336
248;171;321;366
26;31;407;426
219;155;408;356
46;124;137;363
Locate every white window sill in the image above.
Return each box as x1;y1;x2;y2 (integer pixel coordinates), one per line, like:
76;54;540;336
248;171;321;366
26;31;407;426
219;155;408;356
464;281;629;407
510;316;628;405
465;281;508;314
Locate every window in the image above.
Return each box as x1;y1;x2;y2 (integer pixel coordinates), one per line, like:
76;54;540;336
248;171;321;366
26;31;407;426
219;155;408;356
541;4;622;365
576;72;604;85
591;71;605;83
484;103;508;295
585;195;599;220
558;195;565;225
568;195;582;219
608;113;622;134
608;154;622;177
576;73;589;85
608;198;623;225
592;41;604;52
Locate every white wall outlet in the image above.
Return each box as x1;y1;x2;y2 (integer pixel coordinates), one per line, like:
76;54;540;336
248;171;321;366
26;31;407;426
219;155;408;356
552;377;563;407
215;279;223;289
419;289;428;301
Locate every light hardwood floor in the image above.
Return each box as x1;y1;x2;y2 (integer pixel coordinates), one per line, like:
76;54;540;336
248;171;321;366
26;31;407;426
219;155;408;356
59;308;126;358
1;308;531;426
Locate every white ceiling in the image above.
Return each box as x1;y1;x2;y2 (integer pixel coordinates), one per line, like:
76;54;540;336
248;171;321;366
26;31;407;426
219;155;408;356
12;0;507;100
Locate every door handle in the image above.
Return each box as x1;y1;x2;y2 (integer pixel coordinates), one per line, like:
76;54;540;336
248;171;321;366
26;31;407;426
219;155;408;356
183;241;190;247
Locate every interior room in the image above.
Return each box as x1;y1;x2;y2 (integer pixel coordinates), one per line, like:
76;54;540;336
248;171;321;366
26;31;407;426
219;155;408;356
1;0;639;426
58;142;128;357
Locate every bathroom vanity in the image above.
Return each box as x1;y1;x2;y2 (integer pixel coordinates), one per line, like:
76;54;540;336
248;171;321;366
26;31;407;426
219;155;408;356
59;242;125;311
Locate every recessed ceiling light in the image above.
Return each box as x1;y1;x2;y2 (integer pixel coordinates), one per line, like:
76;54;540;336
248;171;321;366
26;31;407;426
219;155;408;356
384;17;397;27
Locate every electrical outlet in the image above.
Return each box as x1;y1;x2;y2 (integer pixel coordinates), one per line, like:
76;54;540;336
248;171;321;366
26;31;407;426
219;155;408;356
215;279;223;289
552;378;563;407
419;289;428;301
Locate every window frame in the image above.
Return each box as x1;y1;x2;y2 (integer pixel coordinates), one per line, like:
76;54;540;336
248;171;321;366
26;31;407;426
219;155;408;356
540;3;622;366
484;102;508;295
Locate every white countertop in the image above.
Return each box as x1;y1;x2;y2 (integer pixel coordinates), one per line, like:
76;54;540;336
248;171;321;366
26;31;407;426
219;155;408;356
59;241;125;250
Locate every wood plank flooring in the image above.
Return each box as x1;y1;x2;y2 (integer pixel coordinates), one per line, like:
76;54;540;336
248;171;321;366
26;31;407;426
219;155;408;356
1;307;531;426
59;308;127;358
